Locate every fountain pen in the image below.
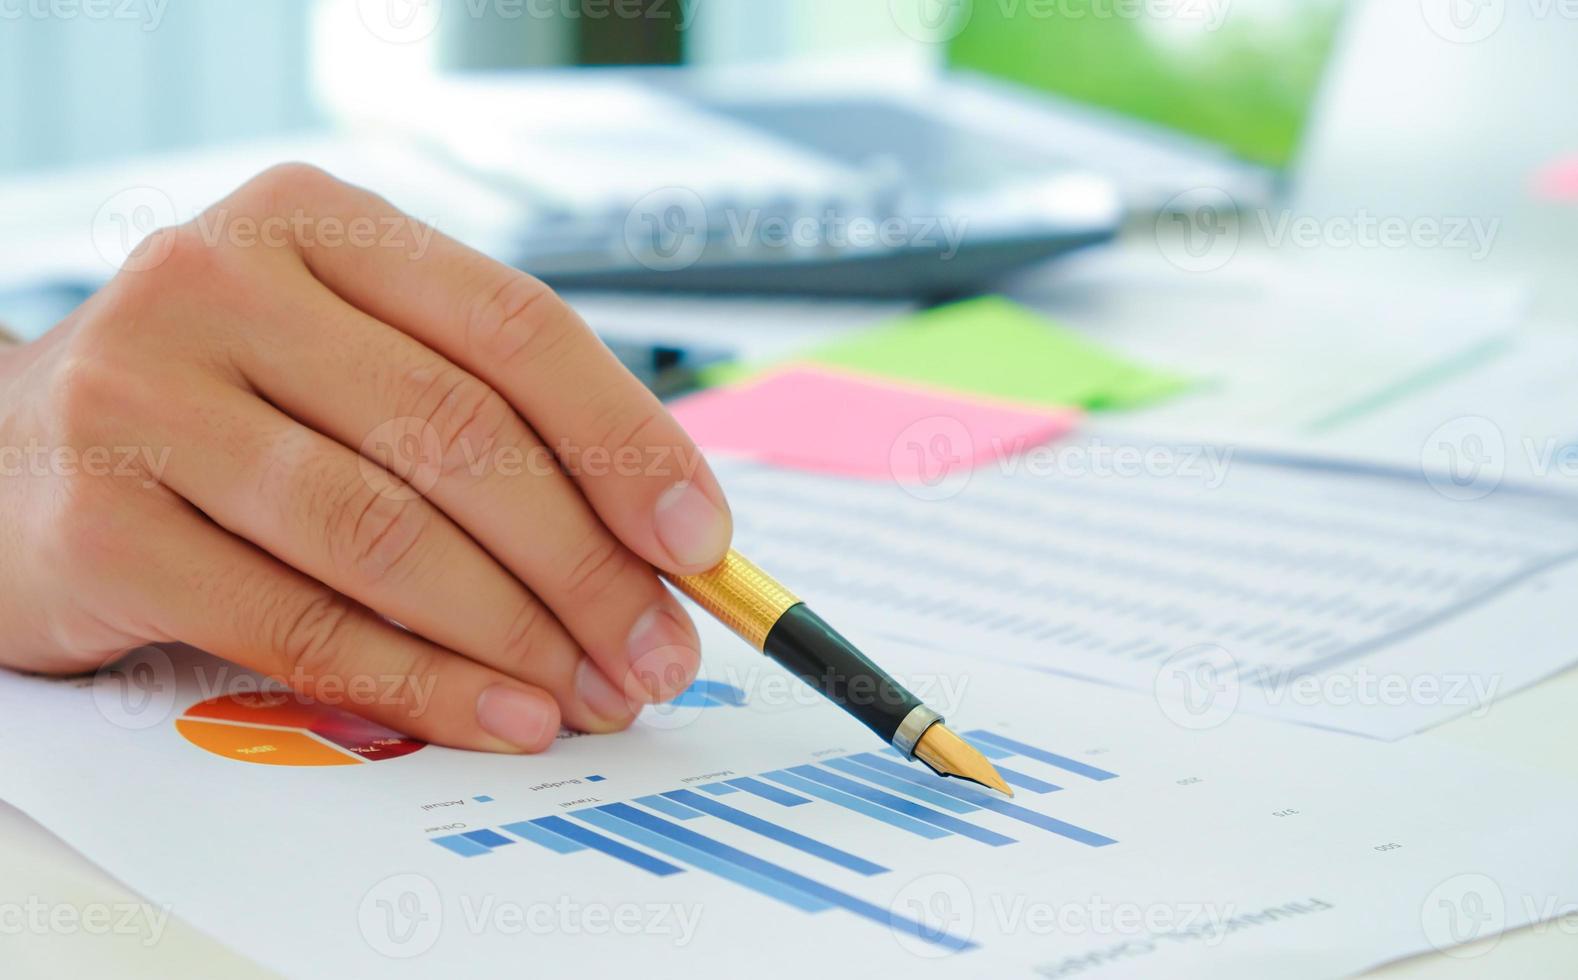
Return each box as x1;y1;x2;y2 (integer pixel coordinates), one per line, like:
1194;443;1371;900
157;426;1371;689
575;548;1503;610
665;549;1012;797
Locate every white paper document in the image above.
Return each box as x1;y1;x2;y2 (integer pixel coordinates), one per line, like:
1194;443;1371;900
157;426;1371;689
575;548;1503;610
713;442;1578;739
0;625;1573;978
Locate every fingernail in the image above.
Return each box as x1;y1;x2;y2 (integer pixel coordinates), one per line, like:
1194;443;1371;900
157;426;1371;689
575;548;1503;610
575;658;637;725
476;685;556;750
626;601;700;702
654;480;731;569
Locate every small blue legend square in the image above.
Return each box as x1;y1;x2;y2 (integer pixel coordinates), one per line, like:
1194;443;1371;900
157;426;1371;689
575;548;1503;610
473;795;494;803
585;775;606;783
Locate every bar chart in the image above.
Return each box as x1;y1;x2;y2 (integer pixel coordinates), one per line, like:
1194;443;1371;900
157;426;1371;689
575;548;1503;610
427;730;1117;952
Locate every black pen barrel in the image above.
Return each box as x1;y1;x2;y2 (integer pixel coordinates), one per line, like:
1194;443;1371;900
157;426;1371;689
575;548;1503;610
762;603;924;746
665;549;941;756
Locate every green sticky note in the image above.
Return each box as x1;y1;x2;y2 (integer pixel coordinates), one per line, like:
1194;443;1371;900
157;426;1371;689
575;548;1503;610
702;297;1188;411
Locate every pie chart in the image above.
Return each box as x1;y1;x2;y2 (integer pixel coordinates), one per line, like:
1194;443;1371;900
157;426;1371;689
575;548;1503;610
176;692;426;766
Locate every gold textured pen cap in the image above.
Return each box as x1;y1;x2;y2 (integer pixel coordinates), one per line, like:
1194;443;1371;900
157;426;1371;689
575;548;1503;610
664;549;800;650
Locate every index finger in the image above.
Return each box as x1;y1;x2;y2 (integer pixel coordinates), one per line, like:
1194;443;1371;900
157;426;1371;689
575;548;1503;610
245;165;733;576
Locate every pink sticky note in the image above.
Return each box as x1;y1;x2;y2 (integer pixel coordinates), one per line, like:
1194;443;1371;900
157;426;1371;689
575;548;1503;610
1532;154;1578;201
670;367;1079;485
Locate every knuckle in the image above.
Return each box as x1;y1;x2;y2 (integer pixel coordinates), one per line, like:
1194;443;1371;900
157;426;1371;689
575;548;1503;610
255;426;320;506
156;222;217;270
581;383;662;456
103;222;219;299
45;481;118;572
465;273;577;367
403;369;515;478
326;485;432;584
498;602;548;673
560;535;634;606
241;162;341;212
150;222;218;277
272;590;358;681
48;353;128;436
393;647;445;725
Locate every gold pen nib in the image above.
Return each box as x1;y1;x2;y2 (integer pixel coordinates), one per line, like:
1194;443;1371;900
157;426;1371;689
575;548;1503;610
913;724;1014;797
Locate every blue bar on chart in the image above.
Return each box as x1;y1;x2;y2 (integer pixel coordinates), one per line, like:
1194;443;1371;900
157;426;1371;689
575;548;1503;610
461;829;514;849
788;766;1017;847
663;789;888;876
636;794;702;821
821;757;981;814
427;730;1119;951
587;802;974;952
762;769;950;839
430;834;490;857
575;806;830;914
850;753;1117;846
970;739;1014;761
502;820;587;855
964;730;1118;781
726;776;810;807
993;765;1062;794
529;815;686;877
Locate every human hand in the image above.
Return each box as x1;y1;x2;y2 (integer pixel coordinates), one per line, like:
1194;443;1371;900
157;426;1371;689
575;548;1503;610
0;165;732;752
